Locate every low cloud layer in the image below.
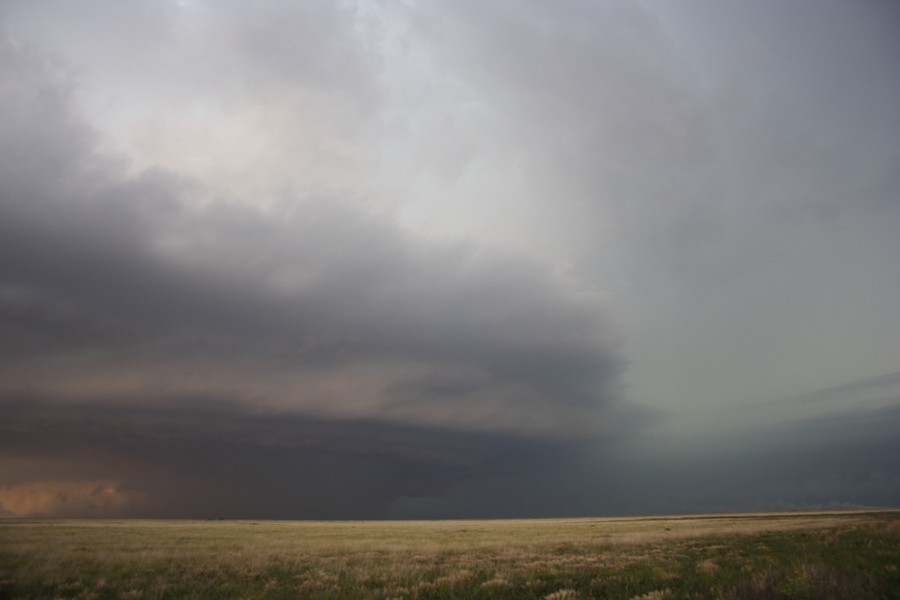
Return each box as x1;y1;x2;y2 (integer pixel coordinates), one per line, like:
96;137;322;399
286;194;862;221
0;400;588;518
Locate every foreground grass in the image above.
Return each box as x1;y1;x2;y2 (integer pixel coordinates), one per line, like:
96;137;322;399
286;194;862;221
1;510;898;599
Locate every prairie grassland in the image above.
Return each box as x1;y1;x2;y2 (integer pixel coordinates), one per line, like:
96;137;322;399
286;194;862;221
1;510;898;599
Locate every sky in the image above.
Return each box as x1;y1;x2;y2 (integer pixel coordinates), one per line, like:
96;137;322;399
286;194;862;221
0;0;898;519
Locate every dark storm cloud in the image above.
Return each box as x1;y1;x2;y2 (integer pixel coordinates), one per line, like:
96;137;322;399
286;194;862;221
0;400;579;518
0;16;627;516
2;0;898;519
0;26;622;422
392;396;900;519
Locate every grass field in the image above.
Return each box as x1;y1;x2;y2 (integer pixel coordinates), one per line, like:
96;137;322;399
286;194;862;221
1;510;899;599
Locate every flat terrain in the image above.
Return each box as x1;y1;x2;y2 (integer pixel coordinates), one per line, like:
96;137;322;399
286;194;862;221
1;510;898;599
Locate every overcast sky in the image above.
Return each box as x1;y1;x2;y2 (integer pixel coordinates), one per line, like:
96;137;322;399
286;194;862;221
1;0;898;519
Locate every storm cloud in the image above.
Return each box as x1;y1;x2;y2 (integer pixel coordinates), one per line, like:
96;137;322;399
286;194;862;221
1;0;898;517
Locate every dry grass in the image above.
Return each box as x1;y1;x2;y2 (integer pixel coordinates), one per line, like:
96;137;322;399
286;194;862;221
1;509;898;598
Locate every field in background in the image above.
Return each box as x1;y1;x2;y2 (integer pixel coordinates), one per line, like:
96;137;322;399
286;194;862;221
1;510;899;599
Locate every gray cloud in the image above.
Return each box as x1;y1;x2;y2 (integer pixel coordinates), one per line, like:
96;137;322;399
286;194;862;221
1;0;898;518
0;399;579;518
381;0;899;416
0;14;633;516
401;0;900;277
0;24;624;435
391;396;900;519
